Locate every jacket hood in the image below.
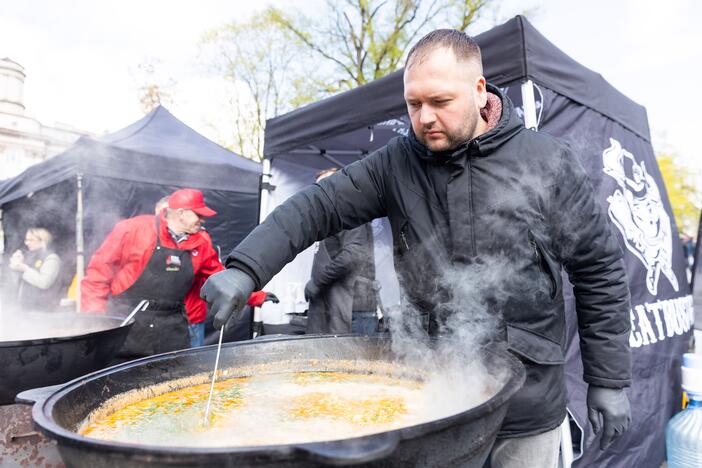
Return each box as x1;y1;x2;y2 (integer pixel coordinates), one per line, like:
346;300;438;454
409;83;524;163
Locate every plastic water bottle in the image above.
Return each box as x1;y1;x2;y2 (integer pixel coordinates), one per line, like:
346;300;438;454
667;353;702;467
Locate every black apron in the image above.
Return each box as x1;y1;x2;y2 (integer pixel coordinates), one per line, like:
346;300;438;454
110;221;193;359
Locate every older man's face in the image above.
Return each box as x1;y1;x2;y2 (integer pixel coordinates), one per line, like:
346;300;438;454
178;209;204;234
404;47;487;152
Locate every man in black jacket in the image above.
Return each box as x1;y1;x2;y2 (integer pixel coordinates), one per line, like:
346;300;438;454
350;222;379;334
202;29;631;466
305;168;371;334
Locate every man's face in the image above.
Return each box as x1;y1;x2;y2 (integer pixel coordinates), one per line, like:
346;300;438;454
404;47;487;152
177;209;204;234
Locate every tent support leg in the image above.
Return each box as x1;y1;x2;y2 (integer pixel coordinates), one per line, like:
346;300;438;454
259;159;272;224
520;80;538;131
75;173;84;313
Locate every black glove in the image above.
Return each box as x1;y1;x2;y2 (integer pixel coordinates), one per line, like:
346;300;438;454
304;281;320;302
201;269;256;330
264;292;280;304
587;386;631;450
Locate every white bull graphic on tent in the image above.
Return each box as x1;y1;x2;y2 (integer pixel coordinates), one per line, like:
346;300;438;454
602;137;679;296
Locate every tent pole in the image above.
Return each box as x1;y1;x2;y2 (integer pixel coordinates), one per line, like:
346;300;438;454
520;80;538;131
319;151;346;168
292;148;364;157
76;173;85;313
259;159;272;223
255;159;274;332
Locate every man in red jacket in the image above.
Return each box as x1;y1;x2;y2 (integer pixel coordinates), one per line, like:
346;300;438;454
82;188;268;358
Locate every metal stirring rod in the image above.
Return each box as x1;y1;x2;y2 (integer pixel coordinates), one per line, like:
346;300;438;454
120;300;149;326
203;325;225;426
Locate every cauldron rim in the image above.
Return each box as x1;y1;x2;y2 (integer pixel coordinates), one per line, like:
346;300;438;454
0;314;134;347
30;335;526;459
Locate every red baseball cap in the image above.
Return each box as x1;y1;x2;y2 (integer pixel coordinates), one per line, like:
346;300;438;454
168;189;217;217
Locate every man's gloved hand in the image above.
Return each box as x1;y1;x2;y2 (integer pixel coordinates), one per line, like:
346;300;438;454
201;269;256;330
304;281;320;302
587;386;631;450
264;292;280;304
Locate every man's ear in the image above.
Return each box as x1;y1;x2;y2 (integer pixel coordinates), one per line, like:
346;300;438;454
475;75;487;108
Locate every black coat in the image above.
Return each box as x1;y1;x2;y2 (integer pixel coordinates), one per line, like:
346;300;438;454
351;223;377;313
15;248;63;311
229;84;632;436
307;225;367;334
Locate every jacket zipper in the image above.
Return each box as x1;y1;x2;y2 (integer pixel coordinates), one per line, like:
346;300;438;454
528;231;539;259
400;230;410;251
467;157;476;256
529;230;557;298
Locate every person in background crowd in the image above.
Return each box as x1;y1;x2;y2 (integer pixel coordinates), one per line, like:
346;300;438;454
202;29;632;466
350;223;379;334
304;168;376;334
81;188;270;358
9;227;63;311
63;195;191;308
681;233;696;267
155;194;212;345
680;232;696;285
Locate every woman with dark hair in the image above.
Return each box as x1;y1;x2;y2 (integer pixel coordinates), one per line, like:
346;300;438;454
9;227;63;310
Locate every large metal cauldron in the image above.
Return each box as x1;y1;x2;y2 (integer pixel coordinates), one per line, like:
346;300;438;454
1;311;133;404
19;335;525;467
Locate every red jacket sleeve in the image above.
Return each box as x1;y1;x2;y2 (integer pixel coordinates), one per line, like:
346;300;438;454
81;221;130;312
183;233;225;324
247;290;267;307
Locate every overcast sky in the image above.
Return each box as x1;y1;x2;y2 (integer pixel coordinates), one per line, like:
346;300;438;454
1;0;700;170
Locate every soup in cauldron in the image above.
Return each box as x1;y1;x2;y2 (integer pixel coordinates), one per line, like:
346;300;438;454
79;367;495;447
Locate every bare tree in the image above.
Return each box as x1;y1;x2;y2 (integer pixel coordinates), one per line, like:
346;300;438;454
134;58;175;114
267;0;495;92
201;12;306;160
202;0;509;159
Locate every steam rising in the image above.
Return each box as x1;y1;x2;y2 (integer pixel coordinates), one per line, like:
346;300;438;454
378;141;601;414
383;258;523;417
0;138;243;320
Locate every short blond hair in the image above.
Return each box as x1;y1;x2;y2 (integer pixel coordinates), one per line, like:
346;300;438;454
27;227;52;247
406;29;482;71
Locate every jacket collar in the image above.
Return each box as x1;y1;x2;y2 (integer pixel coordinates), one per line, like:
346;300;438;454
408;83;523;165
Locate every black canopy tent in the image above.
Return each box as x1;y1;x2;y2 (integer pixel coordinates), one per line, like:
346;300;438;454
0;106;261;310
261;15;691;467
264;16;649;161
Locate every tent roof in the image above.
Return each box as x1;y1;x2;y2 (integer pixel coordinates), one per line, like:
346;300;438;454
264;15;650;158
0;106;261;205
100;106;261;172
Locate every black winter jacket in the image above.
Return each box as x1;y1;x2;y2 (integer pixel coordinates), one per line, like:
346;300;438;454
229;84;632;436
351;223;377;312
308;225;367;334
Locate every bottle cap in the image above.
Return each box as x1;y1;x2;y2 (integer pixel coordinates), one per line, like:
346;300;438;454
683;353;702;369
682;353;702;397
